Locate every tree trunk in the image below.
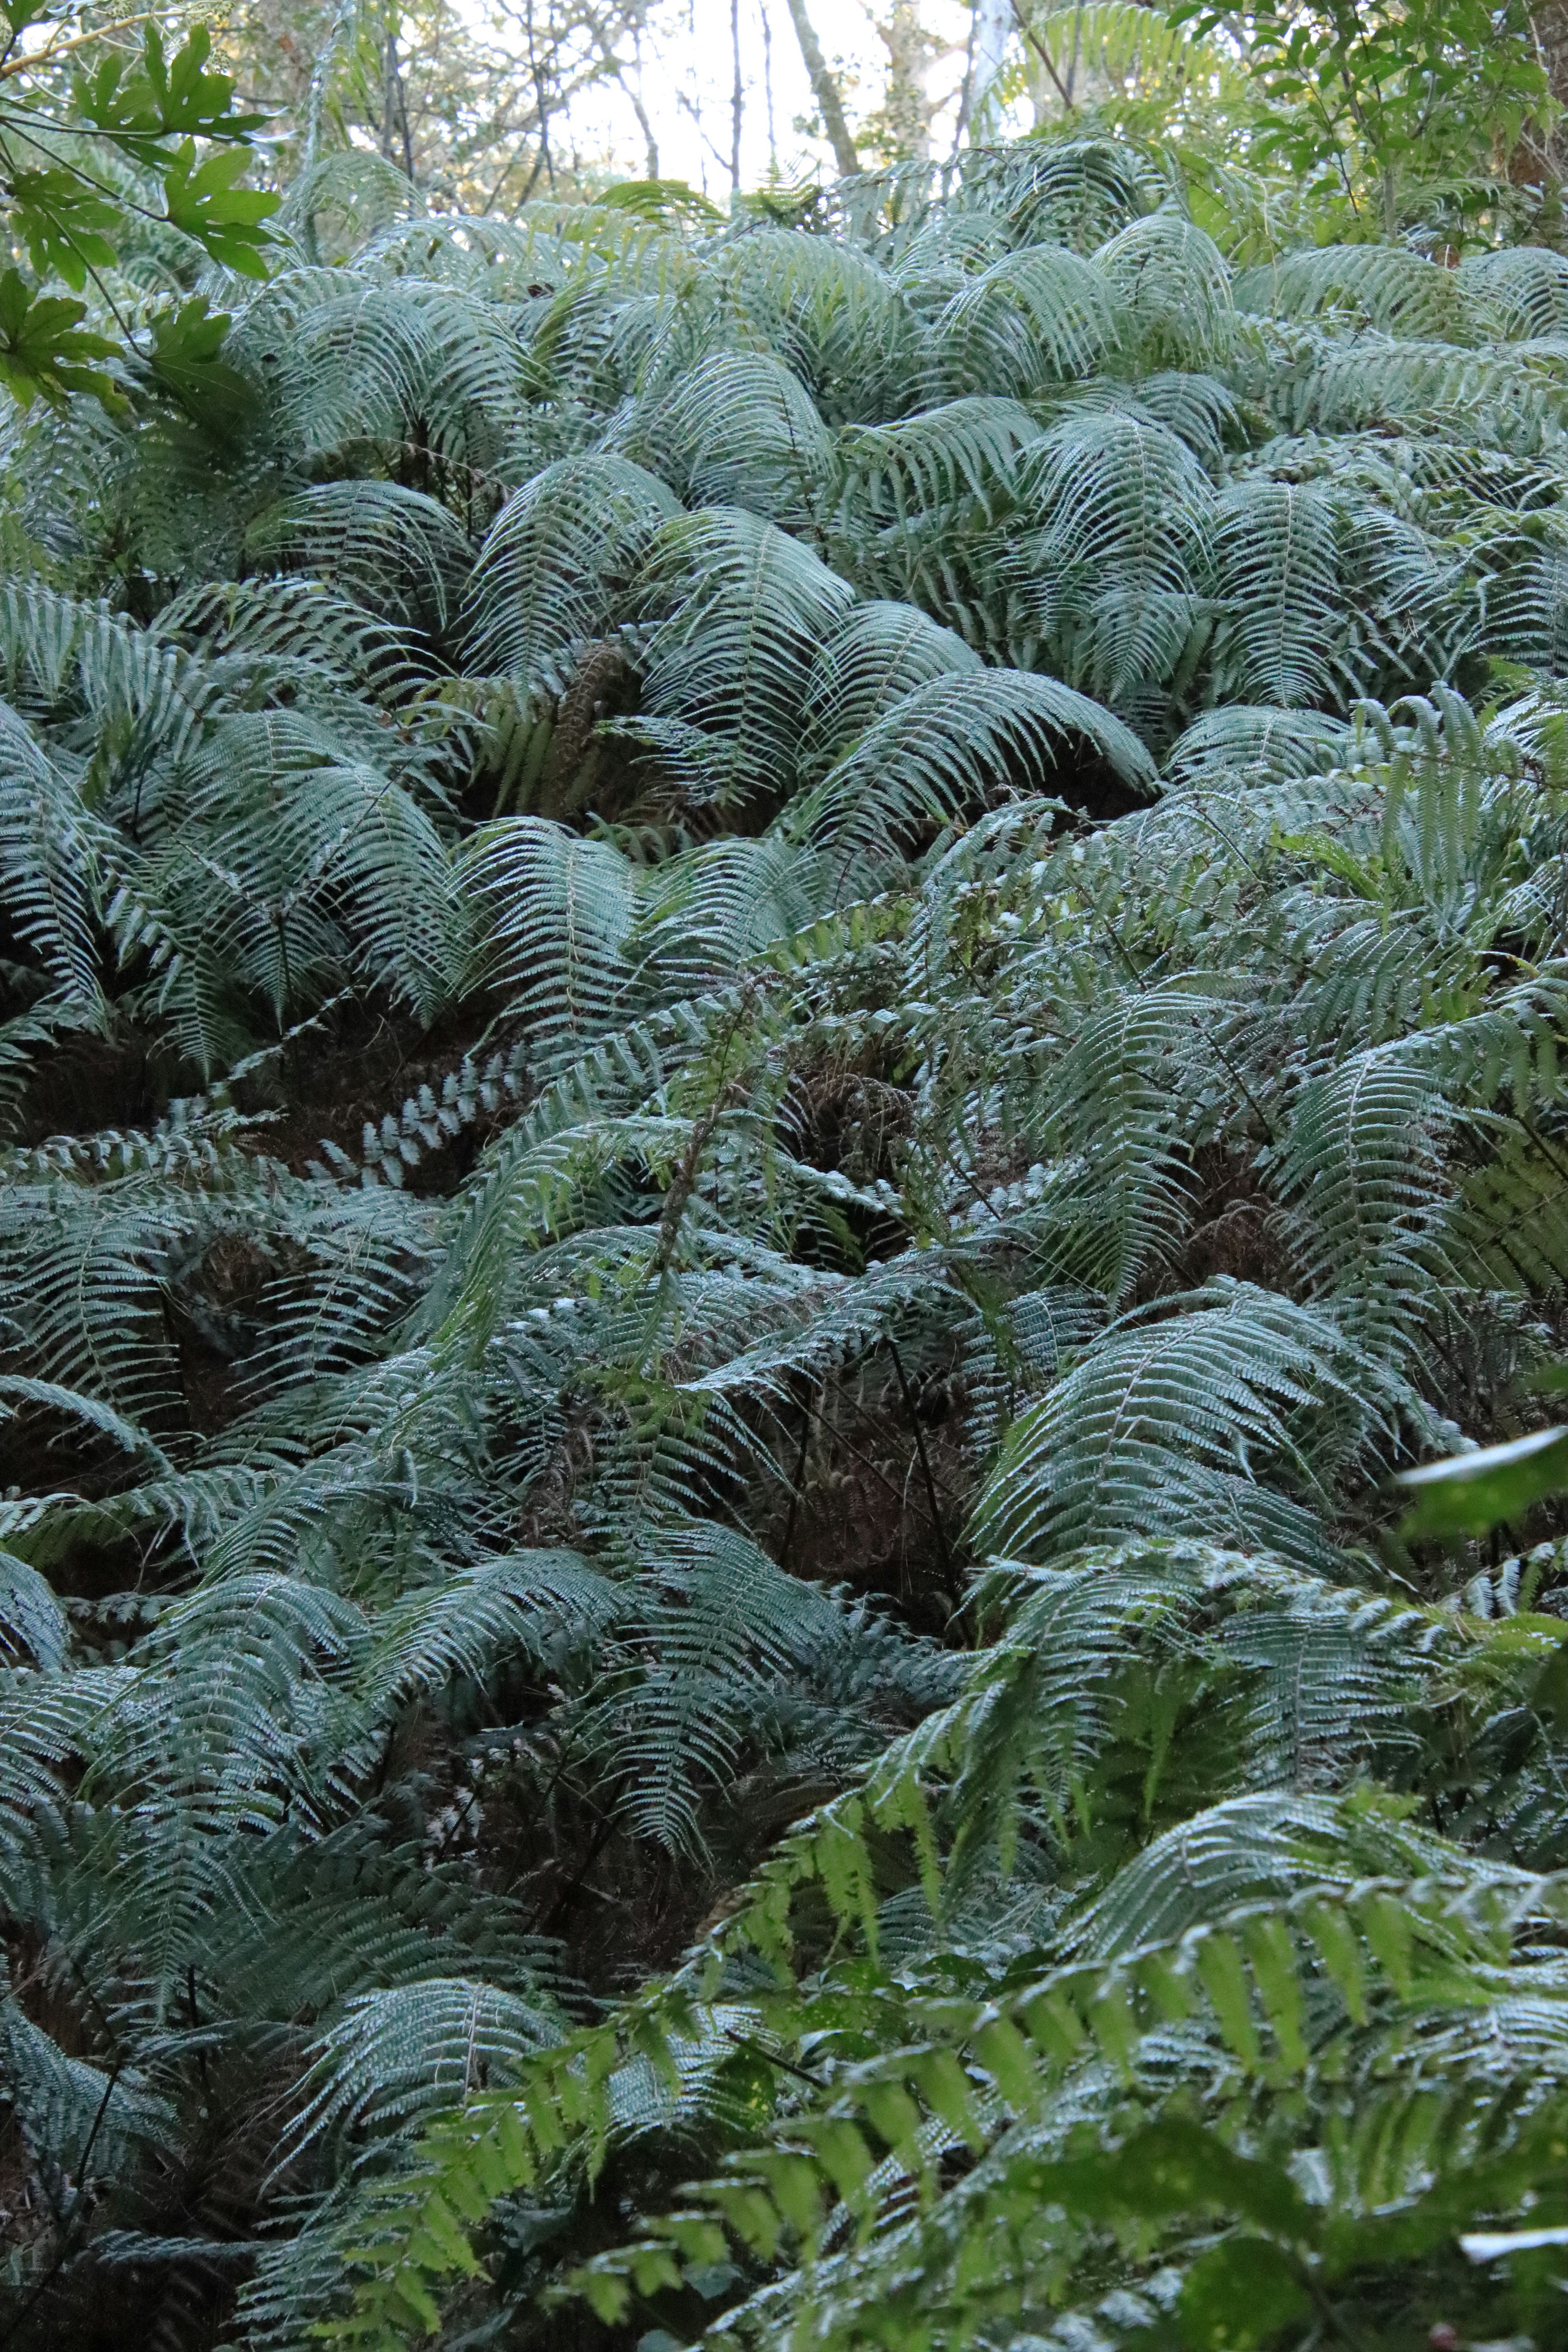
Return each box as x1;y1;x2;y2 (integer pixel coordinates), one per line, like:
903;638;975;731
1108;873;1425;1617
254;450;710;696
622;46;659;178
1521;3;1568;205
731;0;744;188
953;0;1013;149
762;0;778;174
782;0;860;176
880;0;932;158
973;0;1013;100
381;21;414;177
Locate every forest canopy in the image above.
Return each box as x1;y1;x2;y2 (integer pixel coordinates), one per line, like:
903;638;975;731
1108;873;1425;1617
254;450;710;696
6;3;1568;2350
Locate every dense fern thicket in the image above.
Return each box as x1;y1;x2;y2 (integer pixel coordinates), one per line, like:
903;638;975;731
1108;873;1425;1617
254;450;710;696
9;129;1568;2352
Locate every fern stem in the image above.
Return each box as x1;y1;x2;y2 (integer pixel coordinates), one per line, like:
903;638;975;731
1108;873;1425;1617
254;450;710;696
779;1383;814;1570
889;1341;954;1591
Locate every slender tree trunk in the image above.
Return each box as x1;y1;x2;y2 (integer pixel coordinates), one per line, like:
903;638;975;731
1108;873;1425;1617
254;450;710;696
730;0;744;188
951;0;980;153
762;0;778;175
624;62;659;174
396;59;414;174
953;0;1014;141
1515;4;1564;221
627;33;659;176
782;0;860;175
525;0;556;191
381;24;408;168
376;16;414;178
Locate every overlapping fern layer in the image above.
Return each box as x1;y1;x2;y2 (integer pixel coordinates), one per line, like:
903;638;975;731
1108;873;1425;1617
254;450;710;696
7;132;1568;2352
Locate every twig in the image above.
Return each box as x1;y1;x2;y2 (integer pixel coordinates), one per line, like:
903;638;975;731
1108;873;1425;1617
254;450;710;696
1009;0;1074;110
0;16;154;81
723;2028;825;2087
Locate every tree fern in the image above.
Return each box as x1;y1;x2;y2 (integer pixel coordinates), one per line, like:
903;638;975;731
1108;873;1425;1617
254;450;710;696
7;113;1568;2352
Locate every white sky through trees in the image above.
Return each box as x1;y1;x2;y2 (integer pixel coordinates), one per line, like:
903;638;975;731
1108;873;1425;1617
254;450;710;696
517;0;974;195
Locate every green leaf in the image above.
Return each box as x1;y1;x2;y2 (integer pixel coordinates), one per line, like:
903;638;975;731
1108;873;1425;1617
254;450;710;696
1305;1901;1367;2026
8;169;120;289
1178;2238;1312;2350
1088;1982;1140;2079
708;2181;782;2260
780;2127;854;2215
1243;1918;1307;2073
1021;1987;1090;2065
78;22;267;154
598;176;724;222
1136;1949;1198;2025
753;2150;824;2241
813;1805;877;1944
1398;1428;1568;1539
580;2269;631;2324
910;2048;983;2149
1355;1893;1413;1997
137;295;249;425
1197;1933;1261;2070
0;0;63;33
161;141;279;276
861;2079;922;2161
0;268;120;412
147;22;266;137
973;2014;1039;2113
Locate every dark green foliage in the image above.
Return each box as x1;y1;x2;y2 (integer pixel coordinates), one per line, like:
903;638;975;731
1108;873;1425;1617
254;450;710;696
4;124;1568;2352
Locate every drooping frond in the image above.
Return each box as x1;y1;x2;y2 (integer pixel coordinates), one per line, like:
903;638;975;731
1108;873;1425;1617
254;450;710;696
1004;405;1214;715
1209;477;1345;706
283;1979;563;2167
461;453;679;689
793;667;1154;889
624;348;834;530
1096;208;1233;369
245;481;472;635
630;504;855;808
1162;703;1353;786
1235;244;1479;341
797;599;983;785
933;243;1121;392
970;1283;1372;1568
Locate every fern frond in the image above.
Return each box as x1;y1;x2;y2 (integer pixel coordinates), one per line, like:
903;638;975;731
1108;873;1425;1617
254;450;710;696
284;1979;562;2167
1235;245;1476;342
934;245;1121;392
626;348;833;531
791;667;1154;891
797;601;982;786
1095;208;1233;370
970;1283;1370;1568
461;453;679;691
460;816;638;1061
1162;704;1353;787
246;481;472;636
630;506;855;809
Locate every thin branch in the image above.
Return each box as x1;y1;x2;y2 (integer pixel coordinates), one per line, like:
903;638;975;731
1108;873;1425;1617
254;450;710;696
1010;0;1073;110
0;15;154;82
